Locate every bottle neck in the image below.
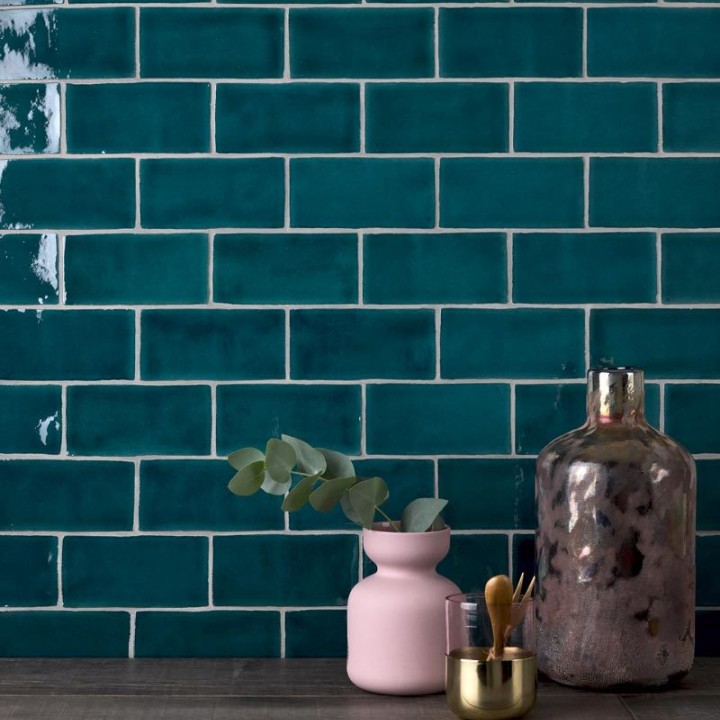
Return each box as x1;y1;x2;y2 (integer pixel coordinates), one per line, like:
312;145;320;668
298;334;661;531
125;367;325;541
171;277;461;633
587;368;645;425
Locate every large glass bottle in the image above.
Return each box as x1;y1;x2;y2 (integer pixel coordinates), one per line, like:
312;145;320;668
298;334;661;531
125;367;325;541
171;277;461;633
535;368;696;688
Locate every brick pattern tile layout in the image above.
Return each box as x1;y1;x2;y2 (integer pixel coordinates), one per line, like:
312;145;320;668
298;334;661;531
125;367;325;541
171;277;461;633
0;0;719;658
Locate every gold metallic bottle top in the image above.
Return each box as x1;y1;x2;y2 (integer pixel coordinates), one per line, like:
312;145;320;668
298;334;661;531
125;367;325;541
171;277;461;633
587;367;645;422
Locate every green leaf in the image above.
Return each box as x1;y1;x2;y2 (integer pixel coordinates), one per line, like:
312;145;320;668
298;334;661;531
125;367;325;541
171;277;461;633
281;473;321;512
318;448;355;480
228;460;266;496
228;447;264;471
281;435;326;476
265;438;296;485
345;477;389;529
309;476;356;512
261;470;290;496
401;498;448;532
340;493;363;525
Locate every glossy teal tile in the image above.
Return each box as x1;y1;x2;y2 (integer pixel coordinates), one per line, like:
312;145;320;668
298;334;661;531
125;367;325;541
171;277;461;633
438;534;508;593
441;159;583;228
0;159;135;229
0;234;58;305
65;234;208;305
665;384;720;454
514;83;657;152
141;159;284;229
0;310;133;380
443;309;584;379
0;9;134;79
67;385;211;456
440;8;582;78
364;233;506;305
439;459;536;530
291;309;435;380
512;533;536;584
591;309;720;378
663;234;720;303
0;536;57;606
697;536;720;606
588;9;720;78
0;460;133;531
213;234;357;305
0;84;59;153
291;159;434;228
290;9;433;79
214;534;358;606
140;460;283;531
696;610;720;657
697;461;720;531
664;84;720;152
216;384;361;455
67;83;210;153
0;385;61;454
141;310;285;380
513;233;656;304
135;611;280;658
216;83;359;153
366;83;508;153
141;8;283;78
285;610;346;658
0;612;129;658
590;159;720;228
366;384;510;454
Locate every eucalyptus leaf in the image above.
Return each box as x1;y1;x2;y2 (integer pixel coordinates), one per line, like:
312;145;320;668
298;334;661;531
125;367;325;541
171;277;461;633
228;460;266;496
265;438;296;485
318;448;355;480
401;498;448;532
281;434;326;476
346;477;389;529
228;447;265;472
309;476;357;512
281;473;321;512
261;470;291;496
340;493;363;525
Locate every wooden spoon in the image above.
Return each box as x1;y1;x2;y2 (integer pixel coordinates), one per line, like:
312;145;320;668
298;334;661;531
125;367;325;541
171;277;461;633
485;574;513;660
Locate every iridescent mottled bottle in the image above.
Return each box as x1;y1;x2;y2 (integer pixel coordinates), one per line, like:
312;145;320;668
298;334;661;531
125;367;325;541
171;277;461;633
535;368;696;689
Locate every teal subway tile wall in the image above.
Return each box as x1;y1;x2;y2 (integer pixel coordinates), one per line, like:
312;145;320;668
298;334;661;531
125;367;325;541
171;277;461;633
0;0;719;659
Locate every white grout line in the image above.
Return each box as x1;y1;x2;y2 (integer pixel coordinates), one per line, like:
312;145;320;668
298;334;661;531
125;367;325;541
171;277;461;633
279;609;286;658
509;383;516;455
284;158;291;228
56;535;64;607
507;530;514;577
581;7;588;79
285;309;291;380
584;307;590;372
656;232;662;304
210;383;218;456
133;459;140;531
357;234;364;304
59;82;67;154
60;385;68;455
658;380;666;432
360;383;367;457
134;6;140;80
433;7;440;79
359;83;366;154
134;159;141;229
207;233;215;303
209;82;217;154
434;157;441;228
128;611;136;658
506;232;513;303
508;82;514;153
433;457;439;499
283;9;290;80
134;310;141;381
583;156;590;228
208;535;214;607
657;82;664;153
57;234;66;306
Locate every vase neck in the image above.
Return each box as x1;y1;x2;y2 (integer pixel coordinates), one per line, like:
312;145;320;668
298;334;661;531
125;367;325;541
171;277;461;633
586;368;645;426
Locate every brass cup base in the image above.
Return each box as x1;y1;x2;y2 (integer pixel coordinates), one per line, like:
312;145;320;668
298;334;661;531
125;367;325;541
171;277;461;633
446;647;537;720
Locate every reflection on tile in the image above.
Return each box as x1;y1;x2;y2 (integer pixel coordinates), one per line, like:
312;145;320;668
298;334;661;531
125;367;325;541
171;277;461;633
0;385;61;454
0;233;59;304
0;84;59;153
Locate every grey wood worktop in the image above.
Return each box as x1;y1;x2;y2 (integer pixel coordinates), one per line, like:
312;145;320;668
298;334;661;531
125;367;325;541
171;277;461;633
0;658;717;719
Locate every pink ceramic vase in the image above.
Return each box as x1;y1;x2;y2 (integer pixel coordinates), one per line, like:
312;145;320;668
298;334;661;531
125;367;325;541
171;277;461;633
346;524;460;695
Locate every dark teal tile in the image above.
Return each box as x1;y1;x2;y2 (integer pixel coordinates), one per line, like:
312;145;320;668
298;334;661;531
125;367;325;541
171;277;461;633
67;385;211;456
135;611;280;658
442;309;584;379
366;384;510;455
0;460;133;531
214;534;358;606
65;234;208;305
441;159;583;229
663;234;720;303
64;536;208;608
0;234;58;304
440;8;582;78
698;536;720;606
67;83;210;153
290;9;433;79
0;310;133;380
0;385;61;454
290;459;434;530
665;385;720;454
513;233;656;304
439;459;536;531
0;159;135;229
0;612;129;657
591;309;720;379
0;536;57;606
291;158;434;228
216;384;361;455
216;83;359;153
514;82;657;152
141;310;285;380
285;610;346;658
141;8;283;78
438;534;508;593
291;309;435;380
140;460;283;531
696;610;720;657
0;84;59;153
366;82;508;153
214;233;357;305
364;233;506;305
0;8;134;79
588;9;720;78
697;461;720;531
512;533;536;584
141;159;284;229
590;159;720;228
664;84;720;152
